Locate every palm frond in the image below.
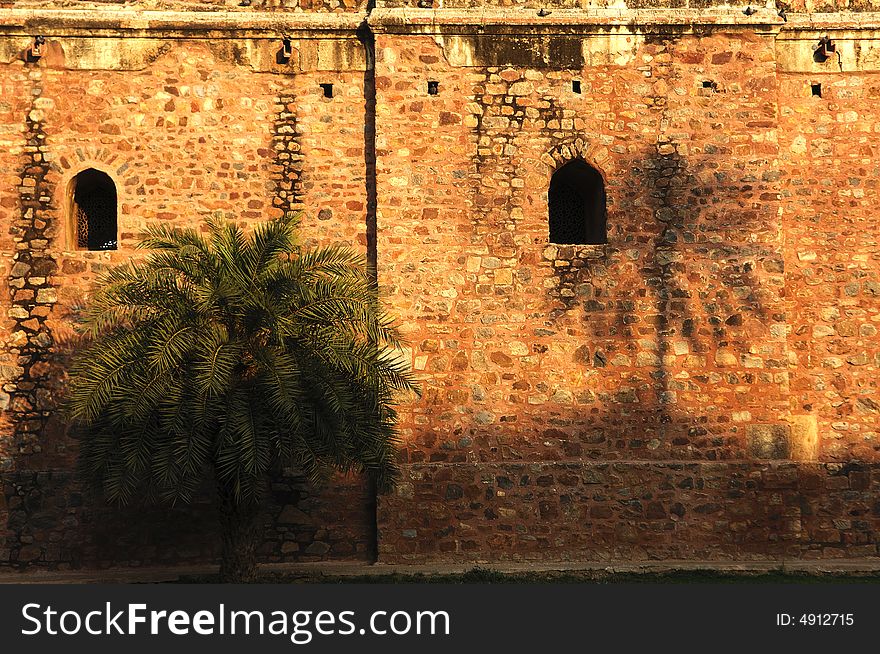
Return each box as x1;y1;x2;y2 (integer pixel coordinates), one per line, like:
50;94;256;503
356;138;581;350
66;215;418;509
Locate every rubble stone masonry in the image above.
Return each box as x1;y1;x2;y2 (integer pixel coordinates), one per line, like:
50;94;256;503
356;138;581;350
0;2;878;569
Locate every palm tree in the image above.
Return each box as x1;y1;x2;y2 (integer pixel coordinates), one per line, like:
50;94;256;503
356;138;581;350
65;214;418;582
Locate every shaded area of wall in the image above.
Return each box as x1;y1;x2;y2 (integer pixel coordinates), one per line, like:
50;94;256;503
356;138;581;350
1;470;373;568
378;461;880;562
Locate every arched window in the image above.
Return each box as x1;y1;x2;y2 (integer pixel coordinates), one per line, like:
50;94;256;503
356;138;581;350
548;159;606;245
70;169;117;251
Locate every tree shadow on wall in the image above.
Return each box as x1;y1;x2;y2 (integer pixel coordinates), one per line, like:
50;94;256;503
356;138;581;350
445;142;786;466
607;144;785;461
392;138;796;560
387;132;799;562
1;309;228;569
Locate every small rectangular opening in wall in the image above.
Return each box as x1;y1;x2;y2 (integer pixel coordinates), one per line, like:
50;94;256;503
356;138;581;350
811;82;822;97
427;80;439;95
281;38;292;59
702;80;714;89
572;80;582;94
320;83;333;99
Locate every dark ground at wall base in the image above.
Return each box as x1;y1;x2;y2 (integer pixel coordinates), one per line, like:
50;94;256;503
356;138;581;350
2;559;880;584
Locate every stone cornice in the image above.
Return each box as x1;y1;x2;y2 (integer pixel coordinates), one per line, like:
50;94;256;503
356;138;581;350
2;7;880;39
369;8;784;34
783;12;880;31
0;8;367;37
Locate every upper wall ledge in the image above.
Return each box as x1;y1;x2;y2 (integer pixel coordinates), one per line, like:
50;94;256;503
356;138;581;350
2;7;880;36
369;8;880;33
371;8;783;31
0;8;367;36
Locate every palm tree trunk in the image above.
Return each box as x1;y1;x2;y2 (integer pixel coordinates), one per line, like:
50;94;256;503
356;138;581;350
217;483;261;583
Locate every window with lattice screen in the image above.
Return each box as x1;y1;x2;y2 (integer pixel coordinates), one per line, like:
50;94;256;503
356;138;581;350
71;169;117;251
548;159;606;245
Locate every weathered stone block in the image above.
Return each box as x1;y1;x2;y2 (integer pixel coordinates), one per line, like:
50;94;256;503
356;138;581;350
746;425;791;460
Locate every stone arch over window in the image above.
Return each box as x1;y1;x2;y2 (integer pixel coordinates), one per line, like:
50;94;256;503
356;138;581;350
549;159;606;245
69;168;117;251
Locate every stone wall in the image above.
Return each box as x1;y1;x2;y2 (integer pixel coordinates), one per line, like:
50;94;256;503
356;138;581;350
378;462;880;562
2;470;373;568
371;13;880;562
1;5;879;569
374;30;788;465
0;18;377;568
779;68;880;463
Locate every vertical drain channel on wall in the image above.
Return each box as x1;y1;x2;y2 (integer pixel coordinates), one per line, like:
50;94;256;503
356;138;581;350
357;4;380;560
358;5;378;286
